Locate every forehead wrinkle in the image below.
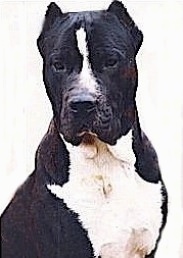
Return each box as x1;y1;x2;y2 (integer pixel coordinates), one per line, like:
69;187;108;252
49;12;98;53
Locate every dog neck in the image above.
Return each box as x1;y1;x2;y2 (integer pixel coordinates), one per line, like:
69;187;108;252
61;129;136;167
36;110;161;188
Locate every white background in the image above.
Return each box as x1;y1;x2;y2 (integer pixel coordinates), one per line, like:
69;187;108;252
0;1;183;257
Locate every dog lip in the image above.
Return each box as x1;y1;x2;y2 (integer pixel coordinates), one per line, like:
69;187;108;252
76;131;98;146
77;131;97;137
77;131;87;137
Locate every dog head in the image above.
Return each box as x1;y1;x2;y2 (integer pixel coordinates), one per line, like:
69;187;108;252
37;1;143;146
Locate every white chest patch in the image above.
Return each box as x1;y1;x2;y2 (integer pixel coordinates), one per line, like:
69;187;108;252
47;131;163;258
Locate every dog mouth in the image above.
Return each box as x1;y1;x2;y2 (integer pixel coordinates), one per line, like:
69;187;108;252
60;123;99;146
59;101;124;146
61;122;119;146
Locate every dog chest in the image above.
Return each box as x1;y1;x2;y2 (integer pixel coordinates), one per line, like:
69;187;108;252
48;137;163;258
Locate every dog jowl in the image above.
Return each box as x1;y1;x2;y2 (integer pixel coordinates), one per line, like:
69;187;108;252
1;1;168;258
37;1;142;146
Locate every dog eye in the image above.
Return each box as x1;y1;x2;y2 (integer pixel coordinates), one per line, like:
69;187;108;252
104;57;118;69
52;62;66;72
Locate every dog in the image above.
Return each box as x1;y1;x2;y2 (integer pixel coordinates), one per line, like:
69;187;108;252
1;1;168;257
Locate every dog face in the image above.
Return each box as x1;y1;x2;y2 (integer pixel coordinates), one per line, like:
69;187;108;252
37;1;143;145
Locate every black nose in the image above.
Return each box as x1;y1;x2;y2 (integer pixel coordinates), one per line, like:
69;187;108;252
69;95;96;114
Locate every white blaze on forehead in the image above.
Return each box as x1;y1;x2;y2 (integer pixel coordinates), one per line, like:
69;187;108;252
76;28;97;94
76;28;88;61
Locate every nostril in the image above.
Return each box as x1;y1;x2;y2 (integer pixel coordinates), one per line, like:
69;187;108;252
70;100;95;113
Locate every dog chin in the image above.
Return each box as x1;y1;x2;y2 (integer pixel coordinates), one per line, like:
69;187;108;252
78;132;98;145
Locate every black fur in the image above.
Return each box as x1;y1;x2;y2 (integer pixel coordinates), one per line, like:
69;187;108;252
1;1;168;257
36;1;143;146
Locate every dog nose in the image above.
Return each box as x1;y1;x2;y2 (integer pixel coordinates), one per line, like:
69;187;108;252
69;95;96;114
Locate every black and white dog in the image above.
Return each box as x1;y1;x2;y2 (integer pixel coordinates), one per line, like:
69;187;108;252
1;1;168;257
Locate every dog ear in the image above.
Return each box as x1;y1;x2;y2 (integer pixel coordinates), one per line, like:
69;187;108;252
107;1;143;54
37;2;63;57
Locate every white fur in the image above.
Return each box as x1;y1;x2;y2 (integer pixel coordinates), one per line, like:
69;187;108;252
47;131;163;258
76;28;98;94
